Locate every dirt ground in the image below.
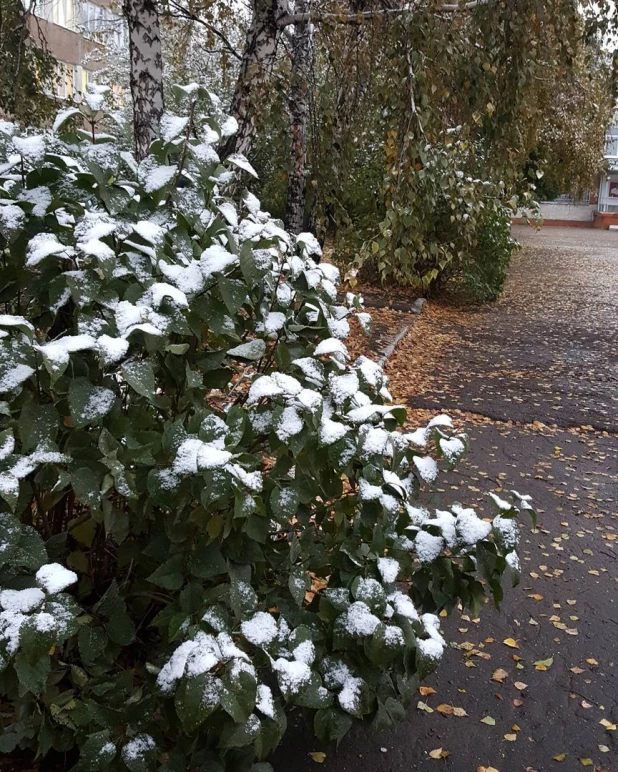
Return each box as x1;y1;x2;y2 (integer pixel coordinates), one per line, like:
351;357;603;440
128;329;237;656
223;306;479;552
272;226;618;772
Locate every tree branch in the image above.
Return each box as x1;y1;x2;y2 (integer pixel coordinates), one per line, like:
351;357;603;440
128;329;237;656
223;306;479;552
277;0;488;27
166;0;242;60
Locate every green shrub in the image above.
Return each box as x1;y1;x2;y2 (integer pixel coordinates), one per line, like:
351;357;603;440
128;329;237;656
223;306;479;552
452;205;519;303
0;87;533;771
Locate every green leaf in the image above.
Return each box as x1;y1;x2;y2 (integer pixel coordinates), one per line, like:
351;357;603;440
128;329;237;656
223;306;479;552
147;554;185;590
188;542;227;579
69;378;115;427
78;730;116;770
14;652;50;694
174;673;222;732
227;339;266;361
314;708;353;746
288;565;310;607
121;360;156;399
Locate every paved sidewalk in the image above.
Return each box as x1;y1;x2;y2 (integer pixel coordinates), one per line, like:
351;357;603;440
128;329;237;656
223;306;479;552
273;227;618;772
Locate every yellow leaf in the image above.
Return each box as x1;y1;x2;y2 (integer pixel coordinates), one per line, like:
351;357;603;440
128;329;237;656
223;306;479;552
599;744;610;753
570;666;585;674
453;707;468;717
439;609;448;617
534;656;553;670
503;733;517;742
419;686;436;696
503;637;519;649
428;747;443;759
417;701;434;713
481;716;496;725
477;767;500;772
553;753;566;761
586;658;598;666
436;704;454;715
527;594;543;601
513;681;527;691
491;668;508;683
580;759;593;767
599;718;617;730
309;752;326;763
511;724;520;731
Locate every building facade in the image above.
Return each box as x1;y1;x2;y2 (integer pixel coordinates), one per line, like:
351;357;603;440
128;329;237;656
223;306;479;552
27;0;126;100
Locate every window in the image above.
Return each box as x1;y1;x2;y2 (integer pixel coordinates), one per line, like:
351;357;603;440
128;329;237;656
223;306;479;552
32;0;77;31
79;1;128;48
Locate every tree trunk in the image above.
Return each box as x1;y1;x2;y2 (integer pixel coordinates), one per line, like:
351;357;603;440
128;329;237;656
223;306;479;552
123;0;164;161
284;0;312;234
221;0;287;159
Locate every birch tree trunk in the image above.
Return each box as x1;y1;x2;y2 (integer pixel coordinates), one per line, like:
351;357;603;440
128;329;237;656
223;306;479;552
123;0;164;161
221;0;287;159
284;0;312;234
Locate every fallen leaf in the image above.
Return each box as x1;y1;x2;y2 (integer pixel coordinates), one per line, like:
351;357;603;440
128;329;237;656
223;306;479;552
527;593;543;601
481;716;496;725
453;707;468;717
586;658;598;666
513;699;523;707
477;768;500;772
419;686;437;696
570;666;585;674
599;718;617;730
428;747;450;759
599;744;609;753
513;681;528;691
580;759;593;767
581;700;593;709
492;668;508;683
534;656;554;670
417;701;434;713
511;724;520;731
553;753;567;761
503;637;519;649
436;704;454;715
309;752;326;763
504;733;517;742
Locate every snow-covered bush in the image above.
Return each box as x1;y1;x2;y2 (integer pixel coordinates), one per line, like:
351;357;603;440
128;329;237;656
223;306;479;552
0;87;534;770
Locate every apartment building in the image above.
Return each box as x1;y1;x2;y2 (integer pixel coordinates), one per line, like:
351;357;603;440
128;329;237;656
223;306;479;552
27;0;126;99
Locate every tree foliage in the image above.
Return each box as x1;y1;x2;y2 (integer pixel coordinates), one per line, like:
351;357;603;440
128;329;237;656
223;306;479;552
0;89;534;769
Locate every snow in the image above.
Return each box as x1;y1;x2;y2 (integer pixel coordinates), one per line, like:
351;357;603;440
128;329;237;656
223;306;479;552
292;357;325;385
226;464;263;492
36;335;96;369
0;432;14;460
313;338;349;359
200;244;239;278
12;135;46;163
319;418;348;445
455;509;492;545
0;315;33;334
0;364;35;392
78;238;115;261
506;551;520;572
122;735;155;764
329;372;359;404
10;448;68;479
0;204;25;234
241;612;278;646
338;676;363;714
218;202;238;226
295;388;322;412
35;563;78;594
96;335;129;365
271;372;303;396
190;142;219;165
417;613;445;662
493;514;520;549
322;659;352;689
220;115;239;137
377;557;399;584
143;164;176;193
345;601;380;637
52;106;81;133
247;375;284;405
389;591;419;622
427;414;453;429
160;114;189;142
226;153;258;177
150;283;189;308
405;428;428;447
18;186;51;218
293;640;315;665
265;311;286;333
318;262;339;283
133;220;165;244
356;356;383;388
439;436;465;463
362;427;390;457
414;531;444;563
489;492;512;511
159;259;205;295
256;684;275;718
275;407;303;442
243;191;261;216
0;587;45;614
74;386;115;423
26;233;74;267
413;455;439;483
173;438;232;474
273;657;311;695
